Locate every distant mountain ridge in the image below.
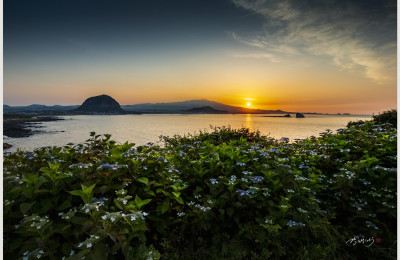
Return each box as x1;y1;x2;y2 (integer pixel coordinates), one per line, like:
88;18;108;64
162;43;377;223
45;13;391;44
122;99;287;114
183;106;228;114
3;104;79;112
4;98;289;114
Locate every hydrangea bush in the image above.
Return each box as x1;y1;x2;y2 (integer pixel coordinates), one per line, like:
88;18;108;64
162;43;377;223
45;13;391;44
4;117;397;259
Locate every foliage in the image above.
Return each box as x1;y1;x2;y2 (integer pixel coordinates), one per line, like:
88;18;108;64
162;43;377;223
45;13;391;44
347;109;397;128
161;125;274;147
4;121;397;259
373;109;397;127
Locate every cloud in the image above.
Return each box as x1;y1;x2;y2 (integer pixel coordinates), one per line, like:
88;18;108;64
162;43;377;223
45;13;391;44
231;52;281;62
231;0;396;83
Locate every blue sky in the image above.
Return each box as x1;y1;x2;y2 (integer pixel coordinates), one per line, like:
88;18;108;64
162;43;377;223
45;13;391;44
4;0;397;114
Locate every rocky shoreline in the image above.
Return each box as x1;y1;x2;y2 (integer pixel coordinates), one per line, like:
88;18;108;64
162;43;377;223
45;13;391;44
3;115;64;149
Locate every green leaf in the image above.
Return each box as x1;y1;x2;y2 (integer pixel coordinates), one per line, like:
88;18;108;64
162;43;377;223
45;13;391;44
135;195;152;209
68;183;96;204
161;200;169;214
114;198;124;210
93;242;108;260
175;196;184;204
68;190;84;197
146;190;156;196
81;183;96;195
61;242;73;256
172;191;181;198
156;189;170;196
20;202;36;214
36;176;48;188
137;177;149;185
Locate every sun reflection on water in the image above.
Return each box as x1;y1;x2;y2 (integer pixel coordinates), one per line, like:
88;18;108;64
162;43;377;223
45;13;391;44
243;114;254;130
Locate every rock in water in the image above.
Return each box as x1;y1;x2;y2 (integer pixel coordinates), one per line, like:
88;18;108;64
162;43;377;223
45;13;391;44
74;94;125;114
296;113;305;118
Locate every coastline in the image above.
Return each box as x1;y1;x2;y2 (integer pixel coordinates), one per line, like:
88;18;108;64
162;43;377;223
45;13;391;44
3;115;64;149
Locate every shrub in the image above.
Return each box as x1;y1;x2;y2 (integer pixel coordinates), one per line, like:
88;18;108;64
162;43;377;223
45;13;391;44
373;109;397;127
3;122;397;259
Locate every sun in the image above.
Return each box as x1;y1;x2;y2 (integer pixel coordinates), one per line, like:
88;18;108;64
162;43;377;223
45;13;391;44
246;102;251;107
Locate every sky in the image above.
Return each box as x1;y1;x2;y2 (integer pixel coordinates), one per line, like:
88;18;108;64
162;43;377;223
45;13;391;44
3;0;397;114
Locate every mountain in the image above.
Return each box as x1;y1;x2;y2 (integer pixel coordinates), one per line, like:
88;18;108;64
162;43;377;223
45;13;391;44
4;98;290;114
122;99;287;114
182;106;228;114
3;104;79;112
73;94;125;114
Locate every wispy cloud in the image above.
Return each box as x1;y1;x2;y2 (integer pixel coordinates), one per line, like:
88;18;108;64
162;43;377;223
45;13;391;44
231;0;396;83
232;52;281;62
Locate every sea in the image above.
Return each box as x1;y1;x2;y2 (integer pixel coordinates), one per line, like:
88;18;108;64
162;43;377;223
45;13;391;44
4;114;371;152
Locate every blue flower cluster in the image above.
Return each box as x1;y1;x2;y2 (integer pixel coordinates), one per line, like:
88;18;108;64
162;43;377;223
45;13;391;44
195;204;211;212
249;176;263;183
210;178;218;185
228;175;237;185
236;189;256;196
286;220;306;227
98;163;118;170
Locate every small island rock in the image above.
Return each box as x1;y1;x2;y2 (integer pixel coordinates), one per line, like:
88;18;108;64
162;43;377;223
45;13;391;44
73;94;125;114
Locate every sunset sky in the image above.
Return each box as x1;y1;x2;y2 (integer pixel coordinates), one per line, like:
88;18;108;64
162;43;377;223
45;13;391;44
4;0;397;114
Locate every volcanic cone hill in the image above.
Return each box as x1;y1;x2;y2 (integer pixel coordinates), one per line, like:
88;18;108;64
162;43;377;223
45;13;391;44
73;95;125;114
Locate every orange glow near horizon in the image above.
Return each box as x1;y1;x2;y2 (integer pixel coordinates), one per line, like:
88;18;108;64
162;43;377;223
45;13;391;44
3;55;396;115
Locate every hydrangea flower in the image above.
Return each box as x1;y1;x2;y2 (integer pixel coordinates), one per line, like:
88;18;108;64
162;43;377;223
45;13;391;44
156;157;168;163
195;204;211;212
98;163;117;170
287;220;306;227
228;176;237;185
265;219;273;224
298;164;310;169
236;189;255;196
249;176;263;183
269;148;279;153
210;178;218;184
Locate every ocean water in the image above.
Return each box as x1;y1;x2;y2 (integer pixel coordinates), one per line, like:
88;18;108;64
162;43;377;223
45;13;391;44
4;114;371;152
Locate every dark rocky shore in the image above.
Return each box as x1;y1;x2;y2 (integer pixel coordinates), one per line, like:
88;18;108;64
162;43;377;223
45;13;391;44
3;115;64;149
